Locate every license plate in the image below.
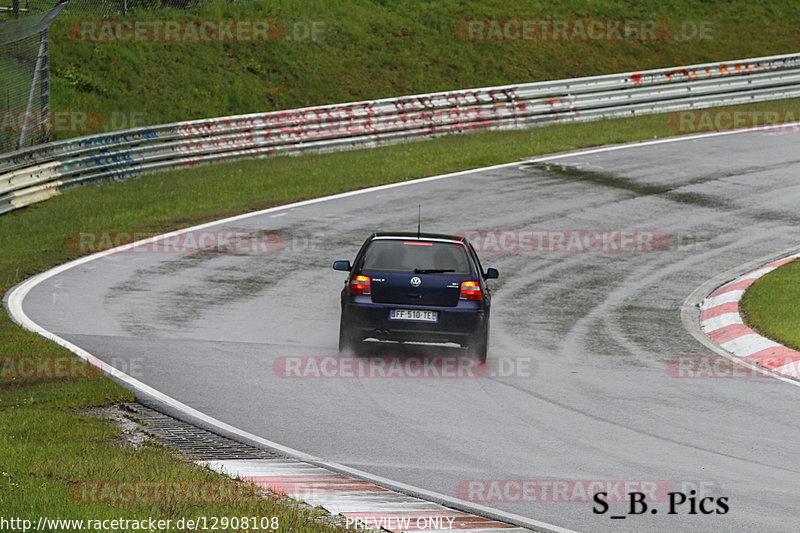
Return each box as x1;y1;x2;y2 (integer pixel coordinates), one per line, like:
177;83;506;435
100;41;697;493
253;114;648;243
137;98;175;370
389;309;438;322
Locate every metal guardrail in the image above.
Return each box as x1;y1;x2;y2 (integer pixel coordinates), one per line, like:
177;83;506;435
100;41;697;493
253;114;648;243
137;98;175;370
3;52;800;215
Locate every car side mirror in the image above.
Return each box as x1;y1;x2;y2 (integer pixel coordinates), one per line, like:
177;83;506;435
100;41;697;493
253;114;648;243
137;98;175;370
332;260;351;271
484;268;499;279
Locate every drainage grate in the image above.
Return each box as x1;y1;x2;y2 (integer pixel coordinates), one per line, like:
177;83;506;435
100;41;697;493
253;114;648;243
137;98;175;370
120;402;279;461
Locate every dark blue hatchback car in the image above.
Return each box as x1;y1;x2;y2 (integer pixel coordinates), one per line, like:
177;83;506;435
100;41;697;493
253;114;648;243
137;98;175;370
332;233;498;359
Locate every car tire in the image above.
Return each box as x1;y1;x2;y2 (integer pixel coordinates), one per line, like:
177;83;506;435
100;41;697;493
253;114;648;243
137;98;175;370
466;323;489;361
338;315;360;354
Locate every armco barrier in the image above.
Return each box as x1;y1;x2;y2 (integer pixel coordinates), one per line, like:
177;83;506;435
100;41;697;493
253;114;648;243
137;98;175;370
3;52;800;215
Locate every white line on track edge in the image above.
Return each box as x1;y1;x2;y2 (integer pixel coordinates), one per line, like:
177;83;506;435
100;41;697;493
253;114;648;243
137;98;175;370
527;120;800;163
9;124;800;532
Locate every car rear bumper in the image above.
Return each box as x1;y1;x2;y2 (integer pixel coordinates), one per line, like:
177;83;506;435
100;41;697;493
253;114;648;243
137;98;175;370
342;297;487;344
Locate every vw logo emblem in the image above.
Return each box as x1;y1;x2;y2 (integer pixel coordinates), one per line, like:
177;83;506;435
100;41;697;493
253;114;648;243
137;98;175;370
410;276;421;287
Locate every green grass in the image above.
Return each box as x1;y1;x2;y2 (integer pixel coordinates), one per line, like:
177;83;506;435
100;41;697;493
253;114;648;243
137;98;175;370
0;392;348;533
41;0;800;136
740;258;800;351
6;0;800;528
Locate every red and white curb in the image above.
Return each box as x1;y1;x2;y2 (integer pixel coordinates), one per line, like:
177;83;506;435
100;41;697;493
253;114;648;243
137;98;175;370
200;459;534;532
700;254;800;379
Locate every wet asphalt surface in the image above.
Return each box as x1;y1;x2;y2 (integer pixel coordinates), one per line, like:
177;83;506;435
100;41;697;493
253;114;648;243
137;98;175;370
17;128;800;532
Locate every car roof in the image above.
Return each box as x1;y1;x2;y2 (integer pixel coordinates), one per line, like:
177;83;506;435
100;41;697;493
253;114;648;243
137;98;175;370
369;232;469;245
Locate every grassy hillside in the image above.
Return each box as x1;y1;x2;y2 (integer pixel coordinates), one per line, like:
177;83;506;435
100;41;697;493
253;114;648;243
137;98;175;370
46;0;800;135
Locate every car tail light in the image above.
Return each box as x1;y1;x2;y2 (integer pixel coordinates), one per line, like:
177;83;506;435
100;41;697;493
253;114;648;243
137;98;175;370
459;280;483;300
349;275;371;295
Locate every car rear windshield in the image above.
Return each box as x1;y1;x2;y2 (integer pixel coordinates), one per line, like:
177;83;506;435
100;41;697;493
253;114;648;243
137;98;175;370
361;239;471;275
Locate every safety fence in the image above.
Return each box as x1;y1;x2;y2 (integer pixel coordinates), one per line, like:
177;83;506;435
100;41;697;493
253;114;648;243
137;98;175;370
2;52;800;215
0;2;67;153
1;0;201;18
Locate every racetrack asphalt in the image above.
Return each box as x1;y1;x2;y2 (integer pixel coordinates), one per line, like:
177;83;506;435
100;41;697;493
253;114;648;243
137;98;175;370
14;126;800;532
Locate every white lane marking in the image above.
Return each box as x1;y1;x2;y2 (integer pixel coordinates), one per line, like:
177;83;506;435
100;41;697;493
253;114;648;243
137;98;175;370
17;125;800;533
304;500;447;512
202;459;333;476
740;265;780;280
720;335;783;357
527;121;800;163
433;530;535;533
200;459;534;526
772;361;800;378
701;290;746;309
701;313;744;333
277;493;423;503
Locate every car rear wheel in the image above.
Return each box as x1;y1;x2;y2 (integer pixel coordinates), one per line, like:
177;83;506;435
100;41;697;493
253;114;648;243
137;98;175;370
466;323;489;361
338;316;360;354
